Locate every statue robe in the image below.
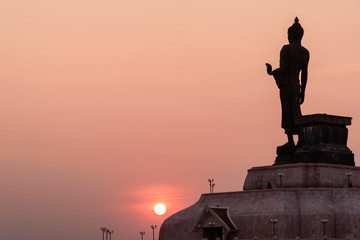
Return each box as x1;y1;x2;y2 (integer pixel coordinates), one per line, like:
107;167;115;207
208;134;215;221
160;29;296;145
272;43;308;134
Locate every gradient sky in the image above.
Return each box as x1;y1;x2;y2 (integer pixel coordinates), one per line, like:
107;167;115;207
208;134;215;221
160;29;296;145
2;1;360;240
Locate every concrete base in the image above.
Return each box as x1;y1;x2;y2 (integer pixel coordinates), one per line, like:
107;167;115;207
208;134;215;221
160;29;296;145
275;114;354;166
160;189;360;239
243;163;359;190
159;164;360;240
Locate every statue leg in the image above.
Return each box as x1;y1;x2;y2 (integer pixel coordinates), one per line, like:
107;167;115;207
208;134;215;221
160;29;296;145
287;134;295;147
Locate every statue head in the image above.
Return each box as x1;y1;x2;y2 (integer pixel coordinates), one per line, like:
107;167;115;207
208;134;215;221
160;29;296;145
288;17;304;43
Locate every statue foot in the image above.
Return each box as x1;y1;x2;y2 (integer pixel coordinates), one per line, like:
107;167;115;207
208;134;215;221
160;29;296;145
279;142;295;148
277;142;296;155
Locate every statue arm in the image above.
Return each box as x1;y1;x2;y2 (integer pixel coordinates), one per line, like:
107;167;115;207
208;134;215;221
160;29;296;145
265;64;283;76
266;63;273;75
266;46;290;76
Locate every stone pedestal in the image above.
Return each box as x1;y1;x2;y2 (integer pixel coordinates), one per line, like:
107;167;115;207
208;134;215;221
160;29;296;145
275;114;354;166
159;115;358;240
243;163;359;190
160;164;360;240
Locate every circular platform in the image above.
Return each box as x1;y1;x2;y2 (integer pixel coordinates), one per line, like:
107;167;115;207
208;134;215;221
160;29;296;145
159;164;360;240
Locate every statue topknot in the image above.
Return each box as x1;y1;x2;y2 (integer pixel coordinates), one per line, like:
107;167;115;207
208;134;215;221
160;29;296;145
288;17;304;41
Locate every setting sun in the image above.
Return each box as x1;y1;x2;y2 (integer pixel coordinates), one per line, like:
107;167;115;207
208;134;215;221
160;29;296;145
154;203;166;215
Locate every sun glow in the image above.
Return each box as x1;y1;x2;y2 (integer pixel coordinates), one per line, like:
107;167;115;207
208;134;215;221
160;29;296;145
154;203;166;215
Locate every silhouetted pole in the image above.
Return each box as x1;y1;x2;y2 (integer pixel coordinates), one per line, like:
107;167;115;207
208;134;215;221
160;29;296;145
270;219;278;237
140;231;145;240
100;227;107;240
346;172;352;187
321;219;328;237
208;179;214;193
151;225;157;240
278;172;284;188
107;230;114;240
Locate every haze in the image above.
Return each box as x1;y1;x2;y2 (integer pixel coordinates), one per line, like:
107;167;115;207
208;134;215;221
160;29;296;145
2;1;360;239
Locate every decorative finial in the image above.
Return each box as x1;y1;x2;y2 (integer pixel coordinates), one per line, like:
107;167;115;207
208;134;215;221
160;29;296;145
294;17;299;23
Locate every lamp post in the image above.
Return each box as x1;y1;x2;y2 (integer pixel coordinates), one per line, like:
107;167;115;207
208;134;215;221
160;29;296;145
107;229;114;240
100;227;107;240
151;225;157;240
278;172;284;188
321;219;328;237
270;219;278;237
346;172;352;187
208;179;215;193
140;231;145;240
208;179;214;193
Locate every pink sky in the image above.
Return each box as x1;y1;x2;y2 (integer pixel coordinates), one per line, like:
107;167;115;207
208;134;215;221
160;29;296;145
2;1;360;239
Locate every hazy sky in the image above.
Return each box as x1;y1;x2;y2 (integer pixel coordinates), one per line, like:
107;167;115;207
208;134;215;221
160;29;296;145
2;1;360;239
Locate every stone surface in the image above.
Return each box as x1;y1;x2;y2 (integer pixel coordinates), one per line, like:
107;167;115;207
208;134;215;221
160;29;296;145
159;164;360;240
275;114;354;166
243;163;359;190
294;114;351;125
160;188;360;239
159;118;356;240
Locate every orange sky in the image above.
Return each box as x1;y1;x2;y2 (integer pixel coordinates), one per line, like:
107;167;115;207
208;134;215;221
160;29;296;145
2;1;360;239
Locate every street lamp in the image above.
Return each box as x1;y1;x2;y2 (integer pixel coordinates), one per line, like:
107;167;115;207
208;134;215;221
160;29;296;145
270;219;278;237
208;179;214;193
151;225;157;240
140;231;145;240
100;227;107;240
278;172;284;188
345;172;352;188
107;229;114;240
321;219;328;237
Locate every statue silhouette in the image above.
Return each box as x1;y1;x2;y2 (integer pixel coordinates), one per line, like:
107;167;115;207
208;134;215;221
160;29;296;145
266;17;310;150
